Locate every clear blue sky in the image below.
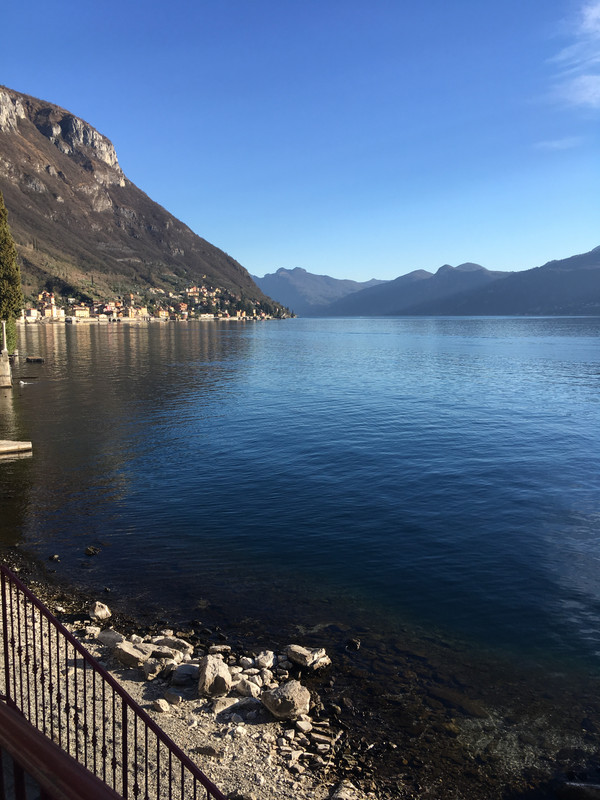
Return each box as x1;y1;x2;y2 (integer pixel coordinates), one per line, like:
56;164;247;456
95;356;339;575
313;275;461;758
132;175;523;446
2;1;599;280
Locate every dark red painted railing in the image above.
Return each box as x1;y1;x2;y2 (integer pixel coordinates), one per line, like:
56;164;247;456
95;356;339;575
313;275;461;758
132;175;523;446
0;699;123;799
0;564;227;800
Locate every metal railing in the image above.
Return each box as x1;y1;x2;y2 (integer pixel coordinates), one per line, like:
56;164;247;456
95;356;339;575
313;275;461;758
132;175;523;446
0;564;227;800
0;698;123;799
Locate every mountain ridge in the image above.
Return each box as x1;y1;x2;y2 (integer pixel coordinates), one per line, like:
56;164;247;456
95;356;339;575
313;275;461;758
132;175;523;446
0;85;284;314
252;267;386;316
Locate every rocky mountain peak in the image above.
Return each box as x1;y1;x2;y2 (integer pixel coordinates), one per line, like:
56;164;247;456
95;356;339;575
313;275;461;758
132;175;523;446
0;86;124;187
0;88;26;133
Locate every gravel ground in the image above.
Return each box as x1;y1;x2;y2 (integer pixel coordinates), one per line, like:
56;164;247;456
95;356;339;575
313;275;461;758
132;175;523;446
0;554;372;800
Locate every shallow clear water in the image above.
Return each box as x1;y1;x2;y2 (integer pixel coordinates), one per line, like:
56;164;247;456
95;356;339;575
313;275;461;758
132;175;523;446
2;317;600;672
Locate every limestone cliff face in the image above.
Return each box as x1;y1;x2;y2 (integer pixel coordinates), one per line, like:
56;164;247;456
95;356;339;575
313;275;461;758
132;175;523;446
0;87;125;188
0;88;26;132
0;86;278;309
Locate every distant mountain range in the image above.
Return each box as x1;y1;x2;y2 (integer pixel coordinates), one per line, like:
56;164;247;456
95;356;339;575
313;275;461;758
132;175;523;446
1;86;597;318
257;249;600;316
252;267;386;316
0;85;284;314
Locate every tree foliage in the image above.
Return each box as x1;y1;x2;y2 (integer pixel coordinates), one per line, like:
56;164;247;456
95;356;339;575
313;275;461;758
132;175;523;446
0;191;23;326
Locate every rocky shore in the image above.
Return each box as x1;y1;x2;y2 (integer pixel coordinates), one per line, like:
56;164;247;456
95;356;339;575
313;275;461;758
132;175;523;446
3;546;600;800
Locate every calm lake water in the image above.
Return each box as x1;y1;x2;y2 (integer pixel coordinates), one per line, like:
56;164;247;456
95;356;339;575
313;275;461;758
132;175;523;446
3;316;600;796
2;317;600;670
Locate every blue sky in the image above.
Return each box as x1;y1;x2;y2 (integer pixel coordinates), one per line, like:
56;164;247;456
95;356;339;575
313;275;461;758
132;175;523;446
2;1;599;280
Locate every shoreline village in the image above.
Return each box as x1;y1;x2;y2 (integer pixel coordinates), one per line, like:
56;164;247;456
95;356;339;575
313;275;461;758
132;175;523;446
19;287;289;326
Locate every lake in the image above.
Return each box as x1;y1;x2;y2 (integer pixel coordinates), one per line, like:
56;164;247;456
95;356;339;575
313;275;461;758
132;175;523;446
2;316;600;796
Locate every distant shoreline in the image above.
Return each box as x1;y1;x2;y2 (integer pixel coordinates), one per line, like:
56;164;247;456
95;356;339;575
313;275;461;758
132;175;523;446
17;315;278;326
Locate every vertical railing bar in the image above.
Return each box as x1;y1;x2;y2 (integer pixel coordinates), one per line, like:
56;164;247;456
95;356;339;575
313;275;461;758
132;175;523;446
23;594;31;722
65;632;70;755
46;613;52;742
83;649;88;768
112;691;117;791
101;676;106;781
15;586;24;714
144;724;148;800
156;737;160;799
92;667;97;776
40;605;47;735
55;628;62;751
73;643;79;763
122;699;128;799
55;622;61;748
31;600;39;729
1;571;11;704
133;710;138;797
169;749;173;800
8;582;17;706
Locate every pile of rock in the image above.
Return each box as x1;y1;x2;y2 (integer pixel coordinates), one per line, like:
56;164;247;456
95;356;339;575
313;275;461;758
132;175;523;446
78;603;343;781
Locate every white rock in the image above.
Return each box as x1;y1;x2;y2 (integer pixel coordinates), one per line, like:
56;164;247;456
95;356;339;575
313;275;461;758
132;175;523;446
255;650;277;669
97;629;125;647
171;663;200;686
89;601;111;621
85;626;101;639
235;678;260;698
208;645;231;654
286;644;330;670
212;697;239;716
198;655;232;697
113;641;155;668
130;634;144;644
151;645;183;662
153;699;170;713
152;636;194;656
261;680;311;720
239;656;255;669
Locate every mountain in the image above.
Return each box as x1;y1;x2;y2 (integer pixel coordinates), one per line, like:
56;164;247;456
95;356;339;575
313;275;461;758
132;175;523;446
407;247;600;316
322;262;506;316
0;86;284;314
252;267;387;315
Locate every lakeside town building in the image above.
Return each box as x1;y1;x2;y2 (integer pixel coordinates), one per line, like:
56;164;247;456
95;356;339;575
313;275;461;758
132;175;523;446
20;284;273;325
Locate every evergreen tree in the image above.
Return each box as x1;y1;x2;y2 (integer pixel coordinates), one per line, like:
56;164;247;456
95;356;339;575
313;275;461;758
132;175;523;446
0;191;23;352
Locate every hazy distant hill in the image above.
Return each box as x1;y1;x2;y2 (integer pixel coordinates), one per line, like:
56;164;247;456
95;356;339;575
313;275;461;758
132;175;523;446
323;263;506;316
252;267;386;316
315;248;600;316
0;85;283;313
409;247;600;316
